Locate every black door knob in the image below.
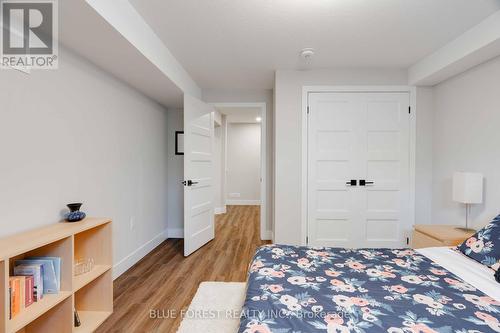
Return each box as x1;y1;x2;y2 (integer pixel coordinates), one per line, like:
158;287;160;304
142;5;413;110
182;180;199;186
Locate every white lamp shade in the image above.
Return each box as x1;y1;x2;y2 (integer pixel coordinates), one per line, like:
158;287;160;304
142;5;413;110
452;172;483;204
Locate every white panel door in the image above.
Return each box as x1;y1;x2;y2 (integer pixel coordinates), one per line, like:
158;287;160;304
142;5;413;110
308;92;411;248
307;93;362;248
184;94;215;256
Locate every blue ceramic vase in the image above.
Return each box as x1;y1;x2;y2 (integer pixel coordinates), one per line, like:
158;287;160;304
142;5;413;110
66;203;86;222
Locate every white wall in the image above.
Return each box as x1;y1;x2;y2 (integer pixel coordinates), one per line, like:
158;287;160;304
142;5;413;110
274;69;409;245
166;109;184;237
203;90;274;236
0;46;169;278
432;55;500;228
226;123;261;204
415;87;434;225
213;114;226;213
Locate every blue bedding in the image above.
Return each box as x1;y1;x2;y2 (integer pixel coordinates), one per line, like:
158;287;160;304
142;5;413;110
238;244;500;333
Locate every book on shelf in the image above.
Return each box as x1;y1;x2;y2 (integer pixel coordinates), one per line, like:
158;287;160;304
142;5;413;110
14;263;44;301
9;277;22;318
9;286;11;319
15;258;59;294
29;256;61;290
18;276;26;309
25;275;35;307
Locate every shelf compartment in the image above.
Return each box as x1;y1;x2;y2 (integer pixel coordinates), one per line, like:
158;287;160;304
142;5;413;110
73;265;111;292
75;270;112;325
8;292;71;333
14;294;72;333
73;311;112;333
74;223;111;268
9;236;73;293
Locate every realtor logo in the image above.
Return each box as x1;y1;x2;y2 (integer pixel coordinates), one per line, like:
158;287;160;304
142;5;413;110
1;0;58;70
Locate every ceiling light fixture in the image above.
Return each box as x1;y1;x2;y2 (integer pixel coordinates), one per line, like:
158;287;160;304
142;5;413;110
300;48;315;60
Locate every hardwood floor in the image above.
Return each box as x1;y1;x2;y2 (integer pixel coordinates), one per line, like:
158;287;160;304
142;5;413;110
97;205;269;333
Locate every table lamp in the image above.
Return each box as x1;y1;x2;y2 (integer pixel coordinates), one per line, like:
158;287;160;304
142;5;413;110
452;172;483;232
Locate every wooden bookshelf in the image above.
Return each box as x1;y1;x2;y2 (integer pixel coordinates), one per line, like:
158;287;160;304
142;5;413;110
0;218;112;333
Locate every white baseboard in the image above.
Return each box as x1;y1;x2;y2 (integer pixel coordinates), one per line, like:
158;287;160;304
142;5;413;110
167;228;184;238
261;230;273;241
113;229;168;280
214;206;227;215
226;200;261;206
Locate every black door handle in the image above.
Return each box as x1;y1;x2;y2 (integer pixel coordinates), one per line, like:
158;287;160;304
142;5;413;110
346;180;357;186
359;180;374;186
182;180;199;186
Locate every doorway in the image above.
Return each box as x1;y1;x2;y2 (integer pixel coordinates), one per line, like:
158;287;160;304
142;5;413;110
211;103;269;241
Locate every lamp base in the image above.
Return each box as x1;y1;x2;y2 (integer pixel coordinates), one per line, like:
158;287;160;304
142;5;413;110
455;227;476;233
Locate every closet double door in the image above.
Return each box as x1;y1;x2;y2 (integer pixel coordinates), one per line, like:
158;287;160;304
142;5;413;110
307;92;411;248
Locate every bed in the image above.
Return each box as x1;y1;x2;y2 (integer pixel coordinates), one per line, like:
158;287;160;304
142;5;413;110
238;245;500;333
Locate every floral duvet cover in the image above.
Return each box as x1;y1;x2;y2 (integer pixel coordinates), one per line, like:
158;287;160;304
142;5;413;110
238;244;500;333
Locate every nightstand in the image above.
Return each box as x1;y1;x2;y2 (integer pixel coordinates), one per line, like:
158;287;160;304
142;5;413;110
411;224;475;249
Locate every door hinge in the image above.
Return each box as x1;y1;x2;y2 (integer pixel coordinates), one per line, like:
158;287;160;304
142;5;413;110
408;106;411;114
307;106;310;114
406;237;410;245
306;236;309;244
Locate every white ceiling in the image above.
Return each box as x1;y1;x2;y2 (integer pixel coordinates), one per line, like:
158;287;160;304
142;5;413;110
130;0;500;90
58;0;184;108
216;106;262;123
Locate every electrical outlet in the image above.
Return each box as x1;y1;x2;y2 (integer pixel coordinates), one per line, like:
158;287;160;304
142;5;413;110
130;216;136;230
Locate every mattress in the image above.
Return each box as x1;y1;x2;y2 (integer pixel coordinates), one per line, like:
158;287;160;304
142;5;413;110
238;245;500;333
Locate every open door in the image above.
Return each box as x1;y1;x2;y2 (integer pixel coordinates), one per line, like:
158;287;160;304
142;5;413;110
183;94;215;256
